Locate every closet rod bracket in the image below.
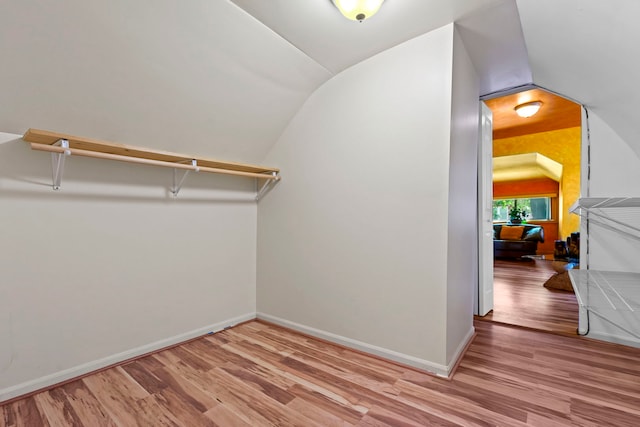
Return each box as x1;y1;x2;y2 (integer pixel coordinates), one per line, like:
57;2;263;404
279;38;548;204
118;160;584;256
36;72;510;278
51;139;70;190
171;159;198;197
256;172;279;201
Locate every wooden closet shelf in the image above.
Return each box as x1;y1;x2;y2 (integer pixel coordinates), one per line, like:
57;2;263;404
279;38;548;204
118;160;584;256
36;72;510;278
23;128;279;177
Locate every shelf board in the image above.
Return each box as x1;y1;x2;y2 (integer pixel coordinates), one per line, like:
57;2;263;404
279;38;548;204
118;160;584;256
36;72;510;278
570;197;640;241
23;128;279;175
573;197;640;209
569;270;640;312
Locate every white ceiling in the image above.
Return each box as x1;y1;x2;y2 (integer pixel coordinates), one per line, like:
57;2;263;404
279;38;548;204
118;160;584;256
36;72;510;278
230;0;509;75
1;0;640;163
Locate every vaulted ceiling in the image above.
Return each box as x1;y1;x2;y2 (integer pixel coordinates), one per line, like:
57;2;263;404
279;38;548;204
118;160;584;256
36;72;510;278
1;0;639;162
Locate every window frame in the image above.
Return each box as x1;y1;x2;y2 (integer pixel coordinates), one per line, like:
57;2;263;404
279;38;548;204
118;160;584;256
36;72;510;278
492;195;553;223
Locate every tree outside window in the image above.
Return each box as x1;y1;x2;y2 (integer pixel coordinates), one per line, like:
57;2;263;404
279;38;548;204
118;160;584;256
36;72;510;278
493;197;550;222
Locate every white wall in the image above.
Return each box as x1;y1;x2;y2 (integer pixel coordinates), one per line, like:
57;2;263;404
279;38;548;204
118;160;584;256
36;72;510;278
446;29;480;361
0;133;257;401
257;25;471;375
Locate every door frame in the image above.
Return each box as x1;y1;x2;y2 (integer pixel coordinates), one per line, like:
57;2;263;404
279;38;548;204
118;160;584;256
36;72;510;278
476;101;494;316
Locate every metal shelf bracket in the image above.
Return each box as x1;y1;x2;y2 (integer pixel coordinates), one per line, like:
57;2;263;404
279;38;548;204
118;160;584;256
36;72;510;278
256;172;280;201
171;159;198;197
51;139;70;190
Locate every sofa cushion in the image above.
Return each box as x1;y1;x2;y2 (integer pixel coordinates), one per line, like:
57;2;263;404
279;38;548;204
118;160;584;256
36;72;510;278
500;226;524;240
523;226;543;242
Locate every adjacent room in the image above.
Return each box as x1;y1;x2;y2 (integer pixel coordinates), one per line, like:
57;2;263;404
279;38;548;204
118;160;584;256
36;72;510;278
481;88;583;335
2;0;640;425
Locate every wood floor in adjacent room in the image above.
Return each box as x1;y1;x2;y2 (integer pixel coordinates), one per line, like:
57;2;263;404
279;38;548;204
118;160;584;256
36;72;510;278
3;320;640;426
480;258;580;335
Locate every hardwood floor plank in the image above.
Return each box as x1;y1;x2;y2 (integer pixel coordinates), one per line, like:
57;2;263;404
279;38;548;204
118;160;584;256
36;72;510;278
218;365;296;405
569;398;640;427
398;372;530;424
357;414;395;426
253;328;402;385
462;354;637;415
81;368;150;426
1;397;50;427
153;387;218;427
58;381;116;427
229;336;399;398
203;404;252;427
482;258;579;334
165;346;212;372
159;358;283;426
208;367;323;427
362;405;430;427
121;361;168;395
257;324;407;378
395;378;530;427
33;389;84;426
286;396;354;427
452;368;572;416
286;384;365;425
217;340;370;415
277;357;461;427
2;320;640;426
151;367;219;412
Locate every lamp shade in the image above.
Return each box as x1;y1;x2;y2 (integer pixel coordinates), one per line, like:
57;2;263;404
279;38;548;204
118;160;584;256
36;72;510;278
514;101;542;118
333;0;385;22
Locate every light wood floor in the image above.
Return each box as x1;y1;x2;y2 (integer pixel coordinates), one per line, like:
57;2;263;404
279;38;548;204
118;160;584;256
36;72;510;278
2;320;640;426
479;258;580;335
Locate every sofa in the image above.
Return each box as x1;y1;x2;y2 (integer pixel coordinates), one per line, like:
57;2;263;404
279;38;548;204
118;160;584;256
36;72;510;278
493;224;545;259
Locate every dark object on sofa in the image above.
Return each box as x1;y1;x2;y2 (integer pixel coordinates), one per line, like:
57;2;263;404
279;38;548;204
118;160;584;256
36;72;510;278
493;224;545;259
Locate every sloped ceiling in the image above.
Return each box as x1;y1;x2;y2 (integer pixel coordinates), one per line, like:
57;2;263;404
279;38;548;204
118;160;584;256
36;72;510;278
2;0;639;164
455;0;532;96
517;0;640;159
0;0;330;163
0;0;521;165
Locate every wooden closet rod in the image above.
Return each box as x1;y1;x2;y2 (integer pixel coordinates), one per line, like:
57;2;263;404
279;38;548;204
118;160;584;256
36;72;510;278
30;143;279;180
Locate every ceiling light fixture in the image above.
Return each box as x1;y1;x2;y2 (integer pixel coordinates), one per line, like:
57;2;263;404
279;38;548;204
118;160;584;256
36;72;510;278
514;101;543;118
332;0;385;22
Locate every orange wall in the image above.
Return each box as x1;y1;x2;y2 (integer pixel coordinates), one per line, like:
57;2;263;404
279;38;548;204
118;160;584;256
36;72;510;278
529;221;558;255
494;127;581;239
493;178;558;198
494;178;559;254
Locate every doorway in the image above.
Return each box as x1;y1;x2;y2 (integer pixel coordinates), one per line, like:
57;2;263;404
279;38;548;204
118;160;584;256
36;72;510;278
477;87;582;335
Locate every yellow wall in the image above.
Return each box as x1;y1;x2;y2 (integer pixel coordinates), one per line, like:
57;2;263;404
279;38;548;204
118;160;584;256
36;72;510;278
494;127;581;239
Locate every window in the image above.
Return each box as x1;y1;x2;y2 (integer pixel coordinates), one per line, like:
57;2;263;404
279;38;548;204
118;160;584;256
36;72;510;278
493;197;551;222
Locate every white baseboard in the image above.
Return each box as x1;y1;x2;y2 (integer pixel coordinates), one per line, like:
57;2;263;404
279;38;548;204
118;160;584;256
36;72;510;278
446;327;475;374
257;312;452;377
0;312;256;403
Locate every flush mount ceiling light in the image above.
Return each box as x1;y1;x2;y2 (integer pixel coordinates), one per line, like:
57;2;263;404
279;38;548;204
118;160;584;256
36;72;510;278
332;0;385;22
514;101;543;118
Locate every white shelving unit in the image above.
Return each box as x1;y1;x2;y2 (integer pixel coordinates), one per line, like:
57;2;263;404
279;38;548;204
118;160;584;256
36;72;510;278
569;270;640;340
569;197;640;347
569;197;640;242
